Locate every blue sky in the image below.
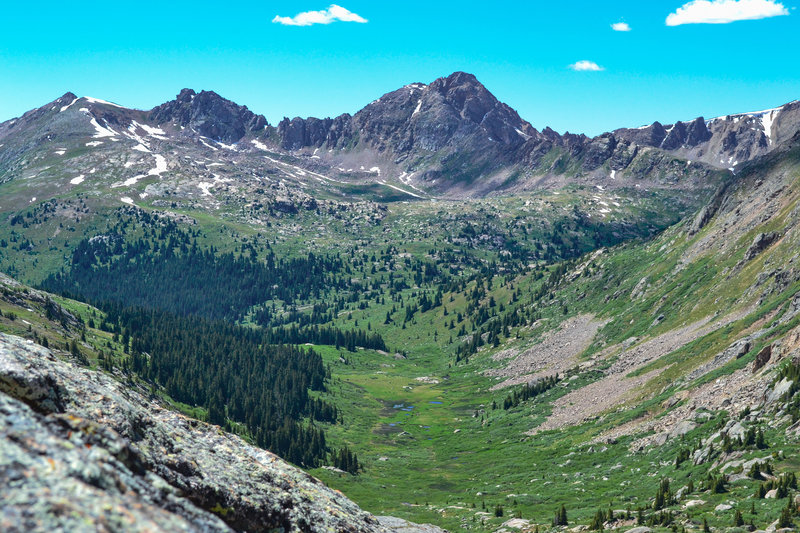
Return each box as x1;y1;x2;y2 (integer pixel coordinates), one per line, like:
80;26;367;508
0;0;798;135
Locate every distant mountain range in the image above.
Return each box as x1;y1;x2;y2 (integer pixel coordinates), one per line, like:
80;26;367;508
1;72;797;200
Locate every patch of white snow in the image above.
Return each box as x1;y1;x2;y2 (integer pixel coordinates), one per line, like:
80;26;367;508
761;109;779;145
84;96;125;108
216;141;237;151
149;154;167;175
197;182;214;196
60;98;79;112
199;138;218;151
88;116;118;139
250;139;269;151
138;122;167;138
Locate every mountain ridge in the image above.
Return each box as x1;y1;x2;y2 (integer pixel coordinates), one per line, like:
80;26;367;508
4;73;796;199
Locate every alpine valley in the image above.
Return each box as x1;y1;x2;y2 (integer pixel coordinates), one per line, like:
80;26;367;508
3;72;800;533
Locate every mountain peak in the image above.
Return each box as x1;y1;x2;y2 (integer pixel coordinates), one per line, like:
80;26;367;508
429;71;489;98
440;71;481;86
149;89;268;142
176;88;197;103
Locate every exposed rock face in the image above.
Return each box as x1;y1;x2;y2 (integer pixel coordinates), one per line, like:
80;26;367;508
277;114;352;151
377;517;447;533
615;121;669;148
0;333;441;533
149;89;268;142
754;345;773;373
278;72;536;155
273;72;543;191
744;232;780;261
614;101;800;169
0;274;80;330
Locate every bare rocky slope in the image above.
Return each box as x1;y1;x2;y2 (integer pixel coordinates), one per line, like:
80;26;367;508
488;131;800;449
0;332;444;533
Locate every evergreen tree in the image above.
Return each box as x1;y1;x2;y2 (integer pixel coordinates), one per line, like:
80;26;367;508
553;504;568;526
590;509;606;530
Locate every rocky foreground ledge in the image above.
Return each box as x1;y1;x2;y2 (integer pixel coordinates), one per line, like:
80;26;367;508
0;333;444;533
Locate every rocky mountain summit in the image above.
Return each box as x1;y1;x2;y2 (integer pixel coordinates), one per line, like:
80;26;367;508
149;89;269;143
276;72;537;191
0;333;444;533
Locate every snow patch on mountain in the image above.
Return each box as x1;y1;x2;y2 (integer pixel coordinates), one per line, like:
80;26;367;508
215;140;238;151
197;182;214;196
150;154;167;175
84;96;126;108
86;115;118;139
250;139;269;151
59;98;78;113
761;109;779;145
130;121;167;140
198;137;218;151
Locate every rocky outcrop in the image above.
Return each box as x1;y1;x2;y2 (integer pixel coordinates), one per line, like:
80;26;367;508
149;89;268;143
277;114;353;151
0;274;80;329
0;333;442;533
614;102;800;170
744;232;780;261
754;345;773;373
376;517;447;533
615;122;668;148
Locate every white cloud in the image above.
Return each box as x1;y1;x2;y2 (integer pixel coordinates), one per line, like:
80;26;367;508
611;22;631;31
569;60;605;72
666;0;789;25
272;4;368;26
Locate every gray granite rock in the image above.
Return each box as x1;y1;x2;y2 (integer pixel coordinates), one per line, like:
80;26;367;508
0;333;443;533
